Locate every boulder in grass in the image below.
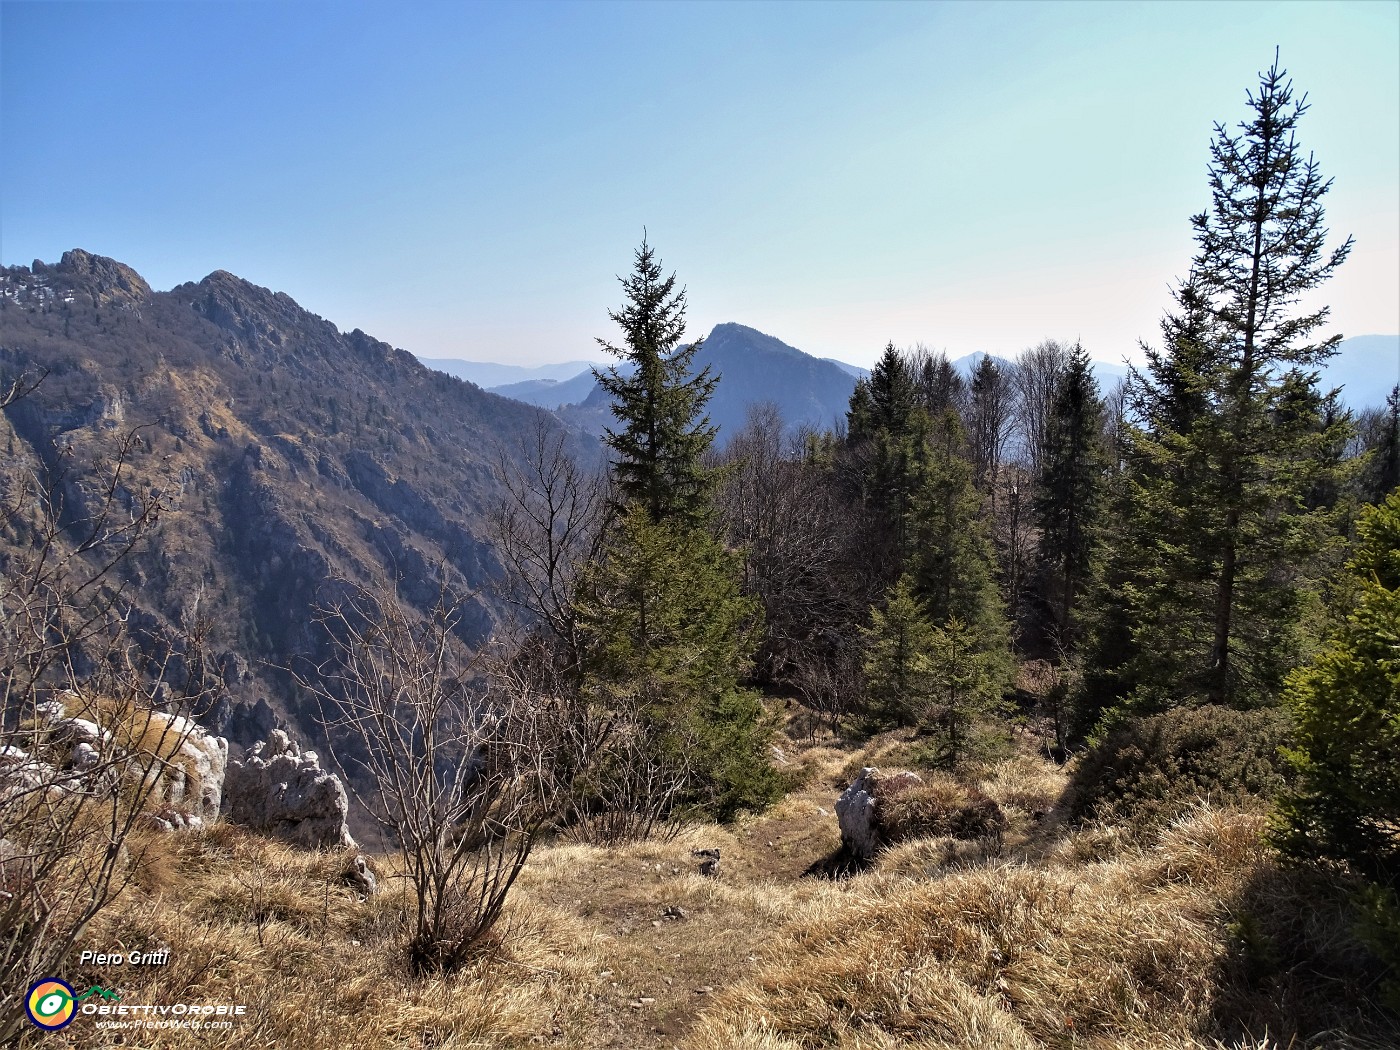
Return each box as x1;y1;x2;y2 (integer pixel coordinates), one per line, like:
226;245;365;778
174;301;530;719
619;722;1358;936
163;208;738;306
223;729;356;850
836;767;923;860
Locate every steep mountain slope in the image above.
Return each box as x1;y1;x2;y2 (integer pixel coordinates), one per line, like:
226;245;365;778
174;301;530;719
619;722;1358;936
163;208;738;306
0;250;594;753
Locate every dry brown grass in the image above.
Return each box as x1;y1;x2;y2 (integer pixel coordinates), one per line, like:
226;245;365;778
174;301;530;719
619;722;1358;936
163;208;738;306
46;725;1392;1049
685;806;1392;1050
71;824;608;1049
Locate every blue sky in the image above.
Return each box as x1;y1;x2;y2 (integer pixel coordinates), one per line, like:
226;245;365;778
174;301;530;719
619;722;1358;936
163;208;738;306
2;1;1396;369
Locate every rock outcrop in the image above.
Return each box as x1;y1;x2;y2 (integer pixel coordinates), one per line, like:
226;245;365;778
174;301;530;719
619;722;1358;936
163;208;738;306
223;729;356;850
836;767;924;860
143;712;229;826
0;694;229;829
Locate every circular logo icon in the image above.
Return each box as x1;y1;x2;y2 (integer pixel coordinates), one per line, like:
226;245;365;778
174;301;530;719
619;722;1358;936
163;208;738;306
26;979;76;1030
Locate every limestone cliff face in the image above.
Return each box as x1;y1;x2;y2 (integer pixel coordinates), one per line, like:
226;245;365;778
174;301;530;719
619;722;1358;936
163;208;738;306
0;252;597;780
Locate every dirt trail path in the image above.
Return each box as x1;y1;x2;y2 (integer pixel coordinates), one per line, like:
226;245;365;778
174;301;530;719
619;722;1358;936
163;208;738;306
516;743;854;1048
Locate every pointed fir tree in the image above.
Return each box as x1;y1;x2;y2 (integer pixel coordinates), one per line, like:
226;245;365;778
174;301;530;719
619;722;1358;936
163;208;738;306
847;342;919;444
907;409;1015;688
1033;343;1108;650
923;616;1011;766
582;236;779;820
860;573;939;730
595;235;718;528
1115;56;1353;710
846;343;924;582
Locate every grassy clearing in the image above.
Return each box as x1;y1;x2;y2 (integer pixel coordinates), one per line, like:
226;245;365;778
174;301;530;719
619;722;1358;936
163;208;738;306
44;722;1393;1049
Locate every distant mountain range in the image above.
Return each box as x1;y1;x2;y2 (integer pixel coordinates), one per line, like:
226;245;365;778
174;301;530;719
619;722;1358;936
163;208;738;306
442;330;1395;442
489;369;603;410
436;328;1133;443
417;357;602;389
556;324;862;441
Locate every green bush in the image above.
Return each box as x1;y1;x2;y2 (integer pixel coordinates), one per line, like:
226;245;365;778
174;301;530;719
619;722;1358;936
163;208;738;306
1061;705;1292;833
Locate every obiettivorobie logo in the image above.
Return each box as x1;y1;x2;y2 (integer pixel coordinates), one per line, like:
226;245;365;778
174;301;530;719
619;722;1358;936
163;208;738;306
25;980;119;1031
25;981;122;1030
25;978;246;1033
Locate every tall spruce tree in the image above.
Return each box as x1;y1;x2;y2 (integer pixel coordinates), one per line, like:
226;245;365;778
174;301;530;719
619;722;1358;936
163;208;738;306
846;343;923;583
1118;55;1353;709
907;410;1015;698
595;236;718;527
584;235;779;819
1033;343;1107;649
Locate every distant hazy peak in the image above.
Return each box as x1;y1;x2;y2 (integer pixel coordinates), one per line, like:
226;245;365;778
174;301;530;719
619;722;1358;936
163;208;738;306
705;322;809;358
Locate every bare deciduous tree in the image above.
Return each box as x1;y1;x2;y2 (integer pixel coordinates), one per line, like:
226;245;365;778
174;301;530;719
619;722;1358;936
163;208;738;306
1012;339;1072;475
965;354;1015;507
491;418;608;668
713;404;870;693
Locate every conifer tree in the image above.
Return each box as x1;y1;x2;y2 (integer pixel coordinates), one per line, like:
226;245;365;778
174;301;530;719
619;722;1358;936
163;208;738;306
860;576;1009;763
1033;343;1107;648
846;343;923;581
847;343;918;443
583;236;779;819
907;410;1014;685
910;346;966;420
860;573;938;729
576;506;780;819
1274;488;1400;885
924;617;1010;764
1361;386;1400;504
595;236;718;527
1117;55;1352;709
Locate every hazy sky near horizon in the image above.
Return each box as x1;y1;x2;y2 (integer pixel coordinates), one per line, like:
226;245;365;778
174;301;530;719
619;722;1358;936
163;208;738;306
2;1;1397;370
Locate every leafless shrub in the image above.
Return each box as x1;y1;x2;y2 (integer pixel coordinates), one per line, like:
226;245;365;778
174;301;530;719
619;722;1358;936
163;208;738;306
491;420;694;846
301;581;607;974
790;642;862;740
561;713;686;847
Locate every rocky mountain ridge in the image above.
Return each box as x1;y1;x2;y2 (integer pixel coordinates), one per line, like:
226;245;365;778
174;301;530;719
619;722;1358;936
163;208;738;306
1;250;595;768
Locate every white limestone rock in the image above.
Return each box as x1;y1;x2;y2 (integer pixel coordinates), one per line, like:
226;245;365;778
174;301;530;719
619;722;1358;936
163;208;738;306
835;766;924;860
223;729;355;850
